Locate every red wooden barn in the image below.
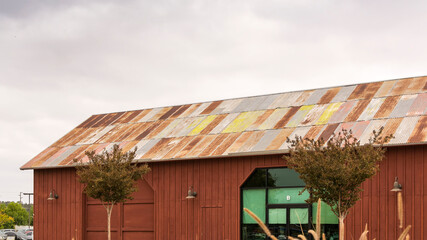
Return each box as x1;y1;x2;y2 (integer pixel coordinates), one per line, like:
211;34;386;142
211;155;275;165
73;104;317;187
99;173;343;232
22;76;427;240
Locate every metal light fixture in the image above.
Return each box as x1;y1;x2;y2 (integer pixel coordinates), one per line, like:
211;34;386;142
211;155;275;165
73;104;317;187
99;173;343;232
186;186;197;199
391;177;402;192
47;189;59;200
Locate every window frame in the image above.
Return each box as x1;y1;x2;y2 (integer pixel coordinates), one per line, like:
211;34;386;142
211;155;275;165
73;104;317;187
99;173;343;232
240;167;313;240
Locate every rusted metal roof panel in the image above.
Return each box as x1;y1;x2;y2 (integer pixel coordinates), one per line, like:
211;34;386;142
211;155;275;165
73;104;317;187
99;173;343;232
303;89;329;106
331;85;357;102
351;121;370;140
407;93;427;116
135;139;162;159
388;94;417;118
223;132;254;154
318;87;341;104
188;102;211;117
199;134;230;157
317;123;340;142
158;106;181;120
189;115;218;136
173;136;205;159
373;96;401;119
304;125;326;140
199;114;227;135
251;129;281;152
347;82;382;100
175;116;205;136
280;126;312;149
222;111;265;133
246;109;275;131
162;136;194;159
286;105;314;128
129;109;152;123
359;119;388;144
299;104;328;126
23;76;427;169
232;97;265;113
374;80;397;98
294;90;314;106
137;108;162;122
389;116;420;145
344;100;370;122
186;135;217;157
201;101;223;115
408;116;427;143
273;107;299;129
209;113;239;134
145;119;175;139
211;132;242;156
269;92;299;109
358;98;385;121
255;94;279;110
258;108;290;130
234;131;265;153
317;102;344;125
211;98;243;114
390;77;427;95
266;128;294;151
170;104;191;119
179;103;202;118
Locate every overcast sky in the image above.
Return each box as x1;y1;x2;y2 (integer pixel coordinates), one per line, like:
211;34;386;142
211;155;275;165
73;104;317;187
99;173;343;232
1;0;427;202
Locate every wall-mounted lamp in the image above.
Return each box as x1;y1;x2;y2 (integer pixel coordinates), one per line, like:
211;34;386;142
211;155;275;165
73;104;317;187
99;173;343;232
47;189;59;200
186;186;197;199
390;177;402;192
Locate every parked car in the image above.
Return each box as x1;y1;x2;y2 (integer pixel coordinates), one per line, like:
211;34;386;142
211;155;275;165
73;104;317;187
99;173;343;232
5;231;22;240
20;231;32;240
0;230;15;240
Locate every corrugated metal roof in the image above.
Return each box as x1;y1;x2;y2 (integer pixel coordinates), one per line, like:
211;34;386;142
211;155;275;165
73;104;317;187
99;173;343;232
22;76;427;169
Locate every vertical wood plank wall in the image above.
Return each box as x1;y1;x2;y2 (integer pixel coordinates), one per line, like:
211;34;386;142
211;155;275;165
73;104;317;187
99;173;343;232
33;145;427;239
33;168;85;240
346;145;427;240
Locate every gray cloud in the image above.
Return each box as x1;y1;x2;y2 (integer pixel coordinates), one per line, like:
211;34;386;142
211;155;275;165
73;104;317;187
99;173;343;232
1;0;427;201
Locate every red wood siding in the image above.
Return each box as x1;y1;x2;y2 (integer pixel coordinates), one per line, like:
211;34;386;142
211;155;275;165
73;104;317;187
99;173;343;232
85;179;155;239
346;145;427;240
33;145;427;239
33;168;85;240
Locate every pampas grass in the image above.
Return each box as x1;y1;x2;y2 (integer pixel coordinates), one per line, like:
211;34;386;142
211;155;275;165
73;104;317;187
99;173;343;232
358;224;369;240
397;225;411;240
308;229;319;240
298;234;307;240
398;192;403;229
316;198;321;238
243;208;278;240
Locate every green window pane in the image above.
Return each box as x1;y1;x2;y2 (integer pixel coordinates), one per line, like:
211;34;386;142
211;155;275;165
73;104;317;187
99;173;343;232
268;188;309;204
268;208;287;224
290;208;308;224
243;189;266;224
267;168;305;187
243;169;267;188
312;201;339;224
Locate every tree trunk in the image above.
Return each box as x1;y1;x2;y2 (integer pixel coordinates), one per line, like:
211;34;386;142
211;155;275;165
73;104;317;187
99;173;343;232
107;205;113;240
339;215;345;240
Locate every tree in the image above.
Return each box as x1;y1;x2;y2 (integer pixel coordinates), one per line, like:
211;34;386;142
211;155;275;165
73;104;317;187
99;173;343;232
4;202;29;226
75;144;150;240
0;204;14;229
284;128;392;240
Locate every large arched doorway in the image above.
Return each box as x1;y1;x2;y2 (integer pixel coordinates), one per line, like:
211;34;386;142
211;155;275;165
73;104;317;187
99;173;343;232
241;168;338;240
85;178;155;240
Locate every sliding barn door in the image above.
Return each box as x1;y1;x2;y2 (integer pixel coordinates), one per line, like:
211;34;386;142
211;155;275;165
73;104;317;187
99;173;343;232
85;179;155;240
